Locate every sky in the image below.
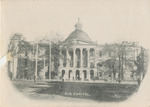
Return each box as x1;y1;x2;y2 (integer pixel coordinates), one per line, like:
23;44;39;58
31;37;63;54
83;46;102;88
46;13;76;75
1;0;150;48
1;1;150;105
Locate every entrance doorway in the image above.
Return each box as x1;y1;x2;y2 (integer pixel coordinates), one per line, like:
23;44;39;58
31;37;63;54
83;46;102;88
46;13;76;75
90;70;94;80
62;70;65;78
76;70;80;80
83;70;87;80
69;70;72;79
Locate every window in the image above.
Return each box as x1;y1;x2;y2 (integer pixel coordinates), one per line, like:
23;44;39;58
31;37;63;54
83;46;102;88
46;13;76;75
77;61;80;68
99;72;102;77
98;64;102;67
90;51;94;56
90;62;95;68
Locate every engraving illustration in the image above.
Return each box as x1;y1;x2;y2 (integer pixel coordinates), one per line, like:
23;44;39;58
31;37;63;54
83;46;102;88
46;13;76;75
7;18;149;102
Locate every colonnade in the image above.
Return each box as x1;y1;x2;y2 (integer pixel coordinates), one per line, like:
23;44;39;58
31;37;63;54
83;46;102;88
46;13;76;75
60;48;96;68
59;47;97;81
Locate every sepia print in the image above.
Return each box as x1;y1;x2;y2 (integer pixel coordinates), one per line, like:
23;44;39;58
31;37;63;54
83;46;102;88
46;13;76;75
1;0;150;107
7;18;149;102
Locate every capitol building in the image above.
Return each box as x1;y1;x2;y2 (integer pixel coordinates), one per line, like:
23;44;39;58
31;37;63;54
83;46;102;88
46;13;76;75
7;18;146;82
59;19;98;81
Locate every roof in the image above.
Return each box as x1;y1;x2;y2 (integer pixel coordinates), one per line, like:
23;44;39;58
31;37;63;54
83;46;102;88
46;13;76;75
64;29;92;43
63;18;94;44
10;33;23;40
60;19;97;48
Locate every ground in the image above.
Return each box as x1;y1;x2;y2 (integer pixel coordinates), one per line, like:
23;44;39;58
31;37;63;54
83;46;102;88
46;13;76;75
12;80;139;102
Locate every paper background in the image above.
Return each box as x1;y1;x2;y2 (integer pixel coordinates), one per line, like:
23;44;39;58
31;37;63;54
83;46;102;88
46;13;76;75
1;0;150;107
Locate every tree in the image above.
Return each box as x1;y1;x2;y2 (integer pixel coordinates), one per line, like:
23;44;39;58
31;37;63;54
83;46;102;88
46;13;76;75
100;42;138;81
134;47;148;80
43;33;64;78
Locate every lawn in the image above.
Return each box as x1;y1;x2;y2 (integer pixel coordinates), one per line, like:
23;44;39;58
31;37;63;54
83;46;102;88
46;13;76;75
12;80;139;102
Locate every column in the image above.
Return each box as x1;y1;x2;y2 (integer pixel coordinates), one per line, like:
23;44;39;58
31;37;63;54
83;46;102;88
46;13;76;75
80;48;83;67
94;48;97;68
80;71;84;81
87;70;91;81
93;70;95;79
66;70;69;80
70;71;72;81
73;48;76;68
49;41;51;80
73;70;75;80
59;50;63;68
66;50;69;67
87;48;90;68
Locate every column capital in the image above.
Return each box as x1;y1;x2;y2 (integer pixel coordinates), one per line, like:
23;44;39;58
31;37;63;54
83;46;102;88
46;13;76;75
86;48;90;51
66;49;69;52
73;48;76;51
80;47;83;50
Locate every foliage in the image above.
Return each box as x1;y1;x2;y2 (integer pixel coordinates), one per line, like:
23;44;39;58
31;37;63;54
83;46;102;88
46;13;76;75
100;42;148;81
134;47;149;79
38;33;63;78
17;58;35;79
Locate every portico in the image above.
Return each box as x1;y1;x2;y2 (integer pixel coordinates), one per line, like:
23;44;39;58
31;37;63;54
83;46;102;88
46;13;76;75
59;19;97;81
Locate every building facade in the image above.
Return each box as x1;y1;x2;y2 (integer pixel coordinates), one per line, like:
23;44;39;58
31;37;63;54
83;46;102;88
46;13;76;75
7;33;34;79
7;20;148;82
59;19;98;81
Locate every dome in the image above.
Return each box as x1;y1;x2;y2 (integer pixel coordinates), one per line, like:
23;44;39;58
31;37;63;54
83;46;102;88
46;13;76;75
65;29;92;43
64;18;92;43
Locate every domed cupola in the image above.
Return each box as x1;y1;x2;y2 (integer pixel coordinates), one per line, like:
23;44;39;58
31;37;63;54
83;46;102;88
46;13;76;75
64;18;92;43
74;18;82;30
